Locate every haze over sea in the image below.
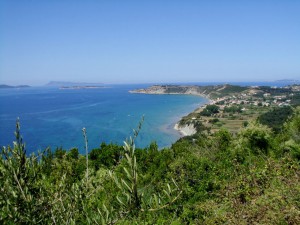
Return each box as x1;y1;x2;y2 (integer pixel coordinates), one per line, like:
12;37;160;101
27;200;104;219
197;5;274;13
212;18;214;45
0;81;297;154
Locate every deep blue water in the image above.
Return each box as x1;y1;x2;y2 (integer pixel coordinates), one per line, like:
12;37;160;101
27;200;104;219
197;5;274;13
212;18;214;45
0;84;207;153
1;81;298;154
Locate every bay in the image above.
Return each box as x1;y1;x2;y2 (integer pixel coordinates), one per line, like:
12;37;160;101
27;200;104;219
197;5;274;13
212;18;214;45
0;84;207;154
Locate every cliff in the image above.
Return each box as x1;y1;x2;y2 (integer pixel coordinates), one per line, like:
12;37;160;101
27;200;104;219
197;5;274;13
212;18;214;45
174;123;197;136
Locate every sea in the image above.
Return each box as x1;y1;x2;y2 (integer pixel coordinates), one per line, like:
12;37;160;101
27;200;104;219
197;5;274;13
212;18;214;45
0;81;298;154
0;84;207;154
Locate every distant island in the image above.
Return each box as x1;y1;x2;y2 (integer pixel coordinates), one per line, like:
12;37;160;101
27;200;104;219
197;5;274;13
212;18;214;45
60;85;107;90
46;81;103;87
46;81;107;90
0;84;30;89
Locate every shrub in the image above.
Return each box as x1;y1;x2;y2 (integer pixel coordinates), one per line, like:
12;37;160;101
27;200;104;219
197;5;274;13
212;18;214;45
234;122;273;155
258;106;293;133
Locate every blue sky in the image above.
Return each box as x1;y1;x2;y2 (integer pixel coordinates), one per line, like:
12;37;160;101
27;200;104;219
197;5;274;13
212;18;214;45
0;0;299;85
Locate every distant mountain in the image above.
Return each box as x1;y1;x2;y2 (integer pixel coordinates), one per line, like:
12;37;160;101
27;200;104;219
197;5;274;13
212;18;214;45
0;84;31;89
46;81;103;87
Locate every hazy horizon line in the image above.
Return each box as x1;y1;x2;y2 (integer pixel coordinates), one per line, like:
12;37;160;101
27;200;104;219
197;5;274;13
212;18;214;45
1;78;300;87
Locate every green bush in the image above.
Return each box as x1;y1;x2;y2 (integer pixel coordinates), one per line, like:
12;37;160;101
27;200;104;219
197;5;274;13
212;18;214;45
1;111;300;224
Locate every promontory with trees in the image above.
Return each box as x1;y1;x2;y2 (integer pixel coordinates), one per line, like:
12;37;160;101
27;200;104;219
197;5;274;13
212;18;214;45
1;83;300;224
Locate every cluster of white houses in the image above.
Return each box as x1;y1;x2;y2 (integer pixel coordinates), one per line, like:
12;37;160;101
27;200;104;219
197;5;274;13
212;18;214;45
208;88;296;110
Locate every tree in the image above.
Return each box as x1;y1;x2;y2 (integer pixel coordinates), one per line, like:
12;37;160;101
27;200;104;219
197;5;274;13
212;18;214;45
200;104;219;116
258;106;293;133
234;122;273;156
108;119;182;221
0;119;51;223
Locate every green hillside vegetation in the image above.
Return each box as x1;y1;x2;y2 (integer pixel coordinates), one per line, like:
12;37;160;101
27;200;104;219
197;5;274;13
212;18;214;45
258;106;294;133
291;92;300;105
1;107;300;224
199;104;220;116
180;103;271;134
208;85;249;98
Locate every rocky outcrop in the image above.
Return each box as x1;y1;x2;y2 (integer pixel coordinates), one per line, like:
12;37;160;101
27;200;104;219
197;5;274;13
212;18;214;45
174;123;197;136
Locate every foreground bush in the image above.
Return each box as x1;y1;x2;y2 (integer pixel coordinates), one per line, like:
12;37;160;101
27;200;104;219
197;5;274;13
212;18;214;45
1;108;300;224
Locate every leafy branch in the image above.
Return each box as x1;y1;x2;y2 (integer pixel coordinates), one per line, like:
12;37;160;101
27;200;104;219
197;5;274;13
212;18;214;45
108;117;182;222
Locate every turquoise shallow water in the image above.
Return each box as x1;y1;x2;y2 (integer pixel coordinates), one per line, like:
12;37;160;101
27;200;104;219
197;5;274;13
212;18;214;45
0;84;207;154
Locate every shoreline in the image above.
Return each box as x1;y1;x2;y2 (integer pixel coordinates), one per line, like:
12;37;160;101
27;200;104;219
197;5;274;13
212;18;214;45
130;91;212;137
173;100;212;137
129;85;220;137
130;94;211;137
129;82;297;138
129;85;223;137
129;90;211;99
134;83;299;138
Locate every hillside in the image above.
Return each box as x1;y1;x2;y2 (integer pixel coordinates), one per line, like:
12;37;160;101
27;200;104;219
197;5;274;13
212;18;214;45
130;84;300;102
130;84;248;98
1;107;299;224
131;84;300;135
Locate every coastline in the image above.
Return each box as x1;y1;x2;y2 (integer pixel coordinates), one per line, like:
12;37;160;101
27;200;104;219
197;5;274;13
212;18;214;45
129;89;210;99
132;93;210;137
167;97;212;137
131;83;300;139
130;88;214;137
129;85;223;137
129;92;211;137
173;99;212;137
